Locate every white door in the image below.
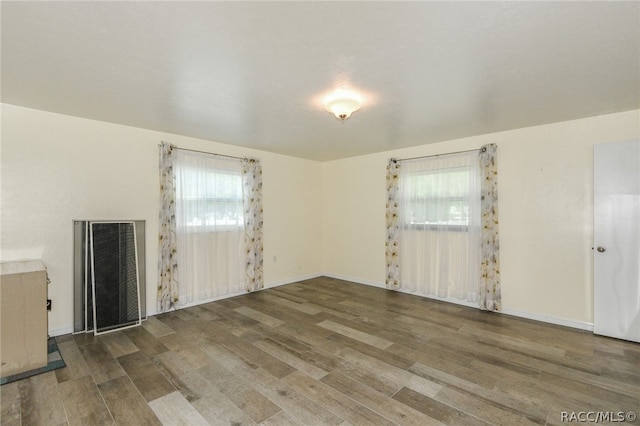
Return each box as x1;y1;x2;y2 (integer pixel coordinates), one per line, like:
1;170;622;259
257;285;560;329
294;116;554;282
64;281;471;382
593;140;640;342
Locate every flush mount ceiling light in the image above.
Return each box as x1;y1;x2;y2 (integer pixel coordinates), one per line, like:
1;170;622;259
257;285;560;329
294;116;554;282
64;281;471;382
324;89;362;121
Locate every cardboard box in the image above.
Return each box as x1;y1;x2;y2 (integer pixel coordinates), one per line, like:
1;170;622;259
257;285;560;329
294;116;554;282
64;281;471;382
1;260;48;377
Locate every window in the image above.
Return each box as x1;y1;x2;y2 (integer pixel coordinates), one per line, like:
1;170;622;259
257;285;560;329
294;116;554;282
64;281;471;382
403;166;471;229
393;150;482;303
173;150;246;303
175;153;244;231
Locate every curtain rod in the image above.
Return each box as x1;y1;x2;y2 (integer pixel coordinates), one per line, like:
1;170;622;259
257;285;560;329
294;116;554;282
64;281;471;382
394;146;485;163
159;142;246;160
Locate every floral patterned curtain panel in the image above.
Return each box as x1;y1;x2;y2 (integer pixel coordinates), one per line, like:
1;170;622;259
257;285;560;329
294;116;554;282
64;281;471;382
157;142;179;312
386;146;501;312
242;158;264;292
385;158;401;288
479;143;501;311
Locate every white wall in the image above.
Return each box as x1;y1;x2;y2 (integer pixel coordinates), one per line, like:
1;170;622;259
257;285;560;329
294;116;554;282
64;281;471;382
3;103;639;334
0;104;323;335
322;110;640;328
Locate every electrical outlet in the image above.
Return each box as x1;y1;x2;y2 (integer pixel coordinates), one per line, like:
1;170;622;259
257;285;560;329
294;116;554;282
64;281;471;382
47;299;52;311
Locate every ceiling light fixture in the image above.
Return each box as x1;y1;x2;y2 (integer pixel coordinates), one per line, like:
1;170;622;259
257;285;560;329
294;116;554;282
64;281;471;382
324;89;362;121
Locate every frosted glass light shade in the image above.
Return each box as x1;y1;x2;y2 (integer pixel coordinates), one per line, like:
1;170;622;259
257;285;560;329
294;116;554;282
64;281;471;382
324;90;362;121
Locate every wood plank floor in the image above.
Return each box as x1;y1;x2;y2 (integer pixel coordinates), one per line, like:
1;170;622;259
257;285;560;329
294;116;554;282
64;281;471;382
2;277;639;425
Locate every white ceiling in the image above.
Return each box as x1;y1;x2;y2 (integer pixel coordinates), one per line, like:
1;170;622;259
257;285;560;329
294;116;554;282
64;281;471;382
2;1;639;161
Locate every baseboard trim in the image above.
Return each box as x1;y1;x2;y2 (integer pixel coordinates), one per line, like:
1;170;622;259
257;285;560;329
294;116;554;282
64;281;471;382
322;272;383;288
147;273;323;316
49;326;74;337
50;273;326;337
322;272;595;332
500;308;594;332
265;272;324;289
50;271;593;336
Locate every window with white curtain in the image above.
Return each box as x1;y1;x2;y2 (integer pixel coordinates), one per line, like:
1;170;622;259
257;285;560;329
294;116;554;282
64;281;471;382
178;167;243;230
398;151;481;303
175;150;245;304
403;166;472;230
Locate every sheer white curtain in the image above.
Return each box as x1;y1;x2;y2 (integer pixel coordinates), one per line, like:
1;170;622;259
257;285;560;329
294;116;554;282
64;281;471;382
398;151;481;303
175;150;245;305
